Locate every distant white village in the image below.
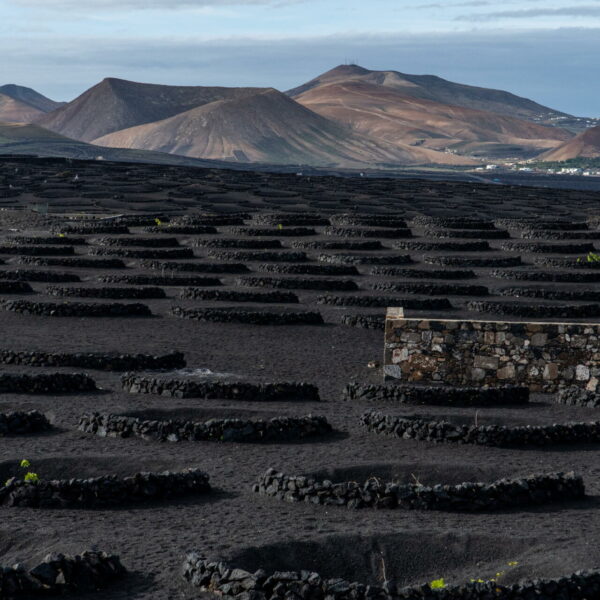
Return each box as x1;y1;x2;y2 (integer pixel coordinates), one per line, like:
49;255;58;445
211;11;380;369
475;163;600;177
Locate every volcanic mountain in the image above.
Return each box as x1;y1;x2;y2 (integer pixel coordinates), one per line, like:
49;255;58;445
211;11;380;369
93;87;474;167
287;65;569;123
0;84;64;123
540;126;600;161
35;78;267;142
287;66;572;159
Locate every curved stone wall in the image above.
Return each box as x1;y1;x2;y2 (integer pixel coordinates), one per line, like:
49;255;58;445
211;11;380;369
254;468;583;511
333;215;407;227
257;263;358;276
79;413;332;443
143;225;218;234
99;274;221;286
0;372;96;394
318;253;412;266
171;306;324;325
0;269;80;283
343;383;529;406
236;276;358;291
491;269;600;283
412;216;496;229
0;281;33;294
424;255;522;267
179;289;299;303
340;315;384;330
228;226;317;237
0;349;185;371
1;468;210;508
121;374;320;401
0;245;75;256
183;554;600;600
45;286;167;299
467;300;600;318
318;295;452;309
94;236;180;247
194;238;282;249
372;282;489;296
1;300;153;318
292;240;382;250
141;259;249;273
499;241;595;254
497;287;600;302
395;240;491;251
557;386;600;408
89;247;194;259
19;256;127;269
0;410;51;434
207;250;306;262
361;411;600;447
370;267;476;279
10;235;87;245
324;227;412;239
425;228;509;239
0;550;125;596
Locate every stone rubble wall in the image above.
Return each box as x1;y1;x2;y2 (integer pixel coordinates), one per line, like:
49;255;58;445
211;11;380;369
0;349;185;371
121;374;321;402
360;411;600;447
0;410;51;435
253;468;584;511
0;372;96;394
0;468;210;508
79;413;332;443
182;553;600;600
0;550;125;597
557;386;600;408
1;299;153;318
343;383;529;406
171;306;324;326
45;286;167;299
384;313;600;392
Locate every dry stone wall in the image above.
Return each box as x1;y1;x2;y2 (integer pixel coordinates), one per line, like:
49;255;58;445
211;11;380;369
384;309;600;392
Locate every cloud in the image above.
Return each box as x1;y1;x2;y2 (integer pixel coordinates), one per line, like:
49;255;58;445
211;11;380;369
10;0;305;9
1;28;598;117
458;5;600;20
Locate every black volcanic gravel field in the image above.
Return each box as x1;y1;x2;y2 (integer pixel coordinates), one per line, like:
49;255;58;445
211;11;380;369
0;157;600;599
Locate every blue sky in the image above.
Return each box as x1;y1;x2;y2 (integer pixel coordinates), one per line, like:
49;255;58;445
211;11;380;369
1;0;599;116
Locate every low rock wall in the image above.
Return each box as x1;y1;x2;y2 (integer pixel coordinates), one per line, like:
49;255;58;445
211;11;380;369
79;413;332;443
1;299;152;318
0;372;96;394
121;374;320;401
361;411;600;447
171;306;324;325
1;468;210;508
557;386;600;408
0;349;185;371
0;410;51;434
254;468;583;511
46;286;167;299
180;289;299;303
0;550;125;596
183;554;600;600
343;383;529;406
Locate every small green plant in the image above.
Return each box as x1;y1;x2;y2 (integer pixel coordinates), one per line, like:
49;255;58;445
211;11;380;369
13;459;40;485
155;217;163;226
577;251;600;264
430;578;446;589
